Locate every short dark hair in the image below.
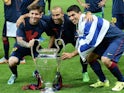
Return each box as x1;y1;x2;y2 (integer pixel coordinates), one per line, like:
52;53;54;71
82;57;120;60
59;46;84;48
28;4;43;13
67;5;81;13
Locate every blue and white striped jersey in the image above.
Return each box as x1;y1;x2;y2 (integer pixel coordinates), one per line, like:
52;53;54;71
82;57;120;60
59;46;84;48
76;14;110;61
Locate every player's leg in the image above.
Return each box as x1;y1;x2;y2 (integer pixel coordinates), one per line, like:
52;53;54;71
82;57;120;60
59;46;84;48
7;56;19;85
122;14;124;30
48;0;51;10
80;58;90;82
72;40;90;82
102;38;124;91
88;52;109;88
47;0;51;15
7;47;29;85
0;21;9;63
88;39;110;88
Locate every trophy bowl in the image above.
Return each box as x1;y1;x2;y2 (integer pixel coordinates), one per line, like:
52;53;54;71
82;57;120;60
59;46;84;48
35;48;60;93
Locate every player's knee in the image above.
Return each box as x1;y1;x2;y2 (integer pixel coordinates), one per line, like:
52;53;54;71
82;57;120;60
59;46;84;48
2;37;8;41
101;56;111;67
87;52;99;63
8;57;18;66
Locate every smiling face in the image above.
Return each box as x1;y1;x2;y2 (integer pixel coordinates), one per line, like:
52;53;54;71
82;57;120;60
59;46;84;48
66;5;82;25
51;7;64;25
67;11;81;25
29;9;42;25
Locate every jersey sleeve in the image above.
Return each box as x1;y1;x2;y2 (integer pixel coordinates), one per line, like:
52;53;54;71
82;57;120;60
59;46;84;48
40;19;54;36
16;23;26;39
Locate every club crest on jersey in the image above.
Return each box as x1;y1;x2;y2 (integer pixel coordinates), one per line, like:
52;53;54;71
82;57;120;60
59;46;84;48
12;47;18;52
111;17;117;24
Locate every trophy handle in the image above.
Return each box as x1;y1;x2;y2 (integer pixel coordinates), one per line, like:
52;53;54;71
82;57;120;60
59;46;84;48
55;39;65;53
35;39;41;53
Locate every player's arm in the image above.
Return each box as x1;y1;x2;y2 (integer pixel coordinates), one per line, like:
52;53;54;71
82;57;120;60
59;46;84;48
27;0;39;10
77;0;90;8
16;13;29;27
77;0;84;7
48;36;55;48
17;37;35;48
3;0;11;5
61;50;78;60
16;22;36;48
17;37;30;48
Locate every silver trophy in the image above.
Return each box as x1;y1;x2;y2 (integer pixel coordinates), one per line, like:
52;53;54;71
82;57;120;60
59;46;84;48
35;48;58;93
32;39;64;93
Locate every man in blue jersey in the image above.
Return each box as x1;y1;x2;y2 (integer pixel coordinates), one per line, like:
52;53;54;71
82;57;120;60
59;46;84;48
20;0;45;15
43;6;91;82
7;5;50;85
77;0;106;17
0;0;26;64
62;5;124;91
44;7;77;50
111;0;124;30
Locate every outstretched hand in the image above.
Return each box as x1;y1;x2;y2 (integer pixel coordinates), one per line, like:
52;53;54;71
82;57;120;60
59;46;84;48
61;52;73;60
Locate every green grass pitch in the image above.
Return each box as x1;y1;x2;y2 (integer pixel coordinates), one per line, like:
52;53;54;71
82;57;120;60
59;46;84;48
0;0;124;93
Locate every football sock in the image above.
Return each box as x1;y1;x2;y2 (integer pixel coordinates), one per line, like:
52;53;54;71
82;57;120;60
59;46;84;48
89;59;106;82
3;39;9;59
9;66;18;77
108;62;124;82
80;58;88;73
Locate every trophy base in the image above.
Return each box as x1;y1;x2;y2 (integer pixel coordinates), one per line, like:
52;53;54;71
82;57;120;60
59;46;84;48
40;88;55;93
40;82;55;93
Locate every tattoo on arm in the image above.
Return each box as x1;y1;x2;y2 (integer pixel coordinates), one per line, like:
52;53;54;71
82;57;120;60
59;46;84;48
17;40;29;48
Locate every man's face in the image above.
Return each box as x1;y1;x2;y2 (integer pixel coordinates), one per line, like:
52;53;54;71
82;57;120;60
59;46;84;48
29;9;42;25
51;8;64;24
67;11;79;25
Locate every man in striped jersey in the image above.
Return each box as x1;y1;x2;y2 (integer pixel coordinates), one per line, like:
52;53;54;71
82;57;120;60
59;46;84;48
62;5;124;91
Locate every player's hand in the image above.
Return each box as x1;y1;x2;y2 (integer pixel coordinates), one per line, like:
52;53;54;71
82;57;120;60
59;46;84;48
16;15;25;27
85;11;93;22
61;52;73;60
3;0;7;2
28;39;35;47
98;1;106;7
4;0;11;5
81;3;90;9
